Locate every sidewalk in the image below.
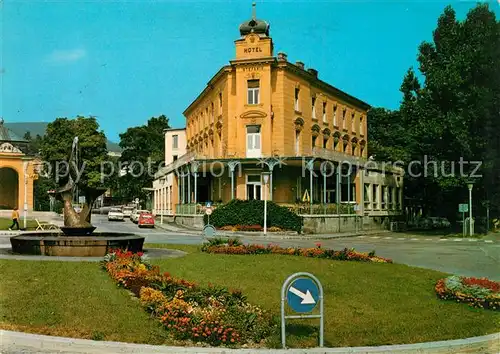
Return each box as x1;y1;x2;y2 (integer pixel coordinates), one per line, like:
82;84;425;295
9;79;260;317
1;330;498;354
153;222;390;240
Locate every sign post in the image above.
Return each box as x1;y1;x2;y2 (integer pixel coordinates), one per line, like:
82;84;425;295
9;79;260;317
281;272;324;348
202;202;216;238
459;204;468;237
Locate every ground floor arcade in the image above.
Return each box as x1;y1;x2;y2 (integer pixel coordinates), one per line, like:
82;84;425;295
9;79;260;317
151;157;403;217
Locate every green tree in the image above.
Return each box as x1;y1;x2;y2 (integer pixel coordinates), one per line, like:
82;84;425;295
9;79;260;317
118;115;170;201
370;4;500;225
40;116;109;225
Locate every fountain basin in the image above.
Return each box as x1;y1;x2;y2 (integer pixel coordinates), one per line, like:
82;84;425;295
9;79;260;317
10;232;145;257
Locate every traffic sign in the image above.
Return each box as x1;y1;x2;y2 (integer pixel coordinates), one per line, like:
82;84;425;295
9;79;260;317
203;224;216;237
459;204;468;213
286;277;319;313
135;198;140;204
206;201;212;208
205;208;212;216
281;272;324;348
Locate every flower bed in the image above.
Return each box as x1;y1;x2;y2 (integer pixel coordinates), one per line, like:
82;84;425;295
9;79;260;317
435;275;500;310
101;249;277;346
201;239;392;263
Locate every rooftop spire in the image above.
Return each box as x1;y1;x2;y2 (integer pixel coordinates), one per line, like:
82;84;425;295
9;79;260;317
252;2;256;20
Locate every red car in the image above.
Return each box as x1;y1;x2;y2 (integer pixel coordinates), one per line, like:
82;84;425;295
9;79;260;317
138;212;155;228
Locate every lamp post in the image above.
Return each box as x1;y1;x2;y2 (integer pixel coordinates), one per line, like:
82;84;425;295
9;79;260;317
467;181;474;236
262;172;271;235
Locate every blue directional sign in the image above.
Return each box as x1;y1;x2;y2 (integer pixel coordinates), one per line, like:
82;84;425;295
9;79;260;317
286;277;319;313
206;201;212;208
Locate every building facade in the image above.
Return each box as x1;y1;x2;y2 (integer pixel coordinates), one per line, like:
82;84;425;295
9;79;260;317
152;128;186;214
153;8;403;220
0;119;35;211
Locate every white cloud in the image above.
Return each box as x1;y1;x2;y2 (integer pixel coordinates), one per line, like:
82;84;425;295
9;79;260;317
46;48;86;64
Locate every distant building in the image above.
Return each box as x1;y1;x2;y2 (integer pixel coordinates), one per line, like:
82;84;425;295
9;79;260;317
0;119;35;211
153;6;403;220
151;128;186;214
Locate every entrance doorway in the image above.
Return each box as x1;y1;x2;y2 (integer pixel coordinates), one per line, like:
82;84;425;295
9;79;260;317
246;175;262;200
0;167;19;209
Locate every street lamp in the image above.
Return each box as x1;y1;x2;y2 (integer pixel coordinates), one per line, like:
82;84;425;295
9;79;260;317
467;180;474;236
262;172;271;235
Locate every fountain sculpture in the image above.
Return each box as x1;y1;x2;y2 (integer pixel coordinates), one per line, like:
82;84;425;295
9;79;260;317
10;137;144;257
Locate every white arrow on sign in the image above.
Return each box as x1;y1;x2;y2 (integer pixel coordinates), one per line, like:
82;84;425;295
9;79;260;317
289;286;316;304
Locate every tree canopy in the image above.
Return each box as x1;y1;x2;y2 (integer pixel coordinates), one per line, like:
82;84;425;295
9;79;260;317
368;3;500;225
118;114;171;201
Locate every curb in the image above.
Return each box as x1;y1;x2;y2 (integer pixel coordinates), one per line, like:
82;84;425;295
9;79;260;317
1;330;498;353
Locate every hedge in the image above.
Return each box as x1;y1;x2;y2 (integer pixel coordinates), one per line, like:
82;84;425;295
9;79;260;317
203;199;303;233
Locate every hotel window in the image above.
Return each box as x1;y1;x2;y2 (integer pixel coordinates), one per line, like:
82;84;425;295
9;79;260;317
173;155;178;161
211;102;214;123
351;112;355;132
388;187;393;209
312;135;317;148
364;184;371;209
343;140;348;153
295;130;300;155
333;105;338;126
311;97;316;119
372;184;379;209
247;80;260;105
294;88;300;111
323;137;328;148
360;144;365;156
360;115;364;135
322;102;327;122
382;186;387;209
333;137;339;151
342;108;347;129
219;92;223;113
172;135;178;149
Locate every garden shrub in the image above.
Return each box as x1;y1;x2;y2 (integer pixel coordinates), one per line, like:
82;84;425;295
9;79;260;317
203;199;303;233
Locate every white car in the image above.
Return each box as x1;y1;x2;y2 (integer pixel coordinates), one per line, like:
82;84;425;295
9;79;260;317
108;207;124;221
131;209;149;223
122;206;134;218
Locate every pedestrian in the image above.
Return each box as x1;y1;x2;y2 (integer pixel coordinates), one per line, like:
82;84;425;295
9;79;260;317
9;207;20;231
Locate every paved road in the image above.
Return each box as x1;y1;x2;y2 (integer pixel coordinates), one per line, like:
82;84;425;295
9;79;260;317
1;215;497;280
88;215;500;280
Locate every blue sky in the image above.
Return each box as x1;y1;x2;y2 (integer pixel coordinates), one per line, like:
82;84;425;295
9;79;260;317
1;0;498;142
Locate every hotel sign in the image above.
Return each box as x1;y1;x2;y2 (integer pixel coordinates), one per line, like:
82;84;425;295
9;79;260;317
243;47;263;53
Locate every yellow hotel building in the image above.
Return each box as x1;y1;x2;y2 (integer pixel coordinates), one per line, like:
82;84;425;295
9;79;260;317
154;8;403;231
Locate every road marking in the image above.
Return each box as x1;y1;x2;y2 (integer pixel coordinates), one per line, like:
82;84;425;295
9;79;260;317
484;240;493;243
468;239;478;242
384;237;392;239
453;239;463;242
371;236;380;239
425;238;432;241
398;238;405;240
410;238;419;241
357;236;366;238
439;239;447;241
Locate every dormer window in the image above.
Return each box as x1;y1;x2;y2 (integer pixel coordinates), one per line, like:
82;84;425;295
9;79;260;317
247;80;260;105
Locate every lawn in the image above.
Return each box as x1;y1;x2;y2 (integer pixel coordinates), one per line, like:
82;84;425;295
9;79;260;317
1;244;498;348
0;217;38;230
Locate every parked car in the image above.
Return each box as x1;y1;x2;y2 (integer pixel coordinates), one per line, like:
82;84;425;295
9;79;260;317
131;209;149;223
108;207;124;221
122;206;134;218
138;212;155;228
416;216;451;230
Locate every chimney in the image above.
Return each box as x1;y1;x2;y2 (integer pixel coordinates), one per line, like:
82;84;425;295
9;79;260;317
307;68;318;78
277;52;288;62
296;61;305;69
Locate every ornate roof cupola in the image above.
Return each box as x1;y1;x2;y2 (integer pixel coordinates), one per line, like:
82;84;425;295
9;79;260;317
234;3;273;60
239;2;270;37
